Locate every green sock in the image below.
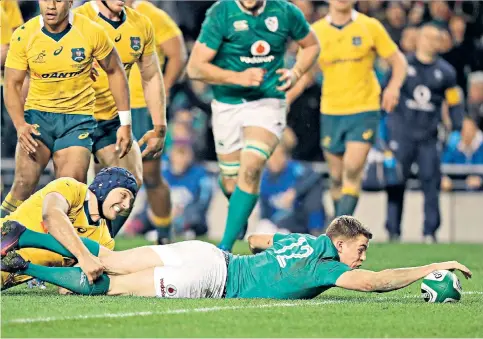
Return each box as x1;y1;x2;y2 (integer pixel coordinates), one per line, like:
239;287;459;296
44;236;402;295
218;177;232;201
219;186;258;251
333;199;340;215
335;195;359;217
18;228;100;258
21;263;110;295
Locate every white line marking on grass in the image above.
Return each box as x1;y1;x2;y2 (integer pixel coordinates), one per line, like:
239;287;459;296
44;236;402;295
3;291;482;325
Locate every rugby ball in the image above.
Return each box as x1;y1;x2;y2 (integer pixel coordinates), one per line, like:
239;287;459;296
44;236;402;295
421;270;462;303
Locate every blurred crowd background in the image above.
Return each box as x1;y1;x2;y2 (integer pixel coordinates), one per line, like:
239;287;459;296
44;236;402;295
1;0;483;239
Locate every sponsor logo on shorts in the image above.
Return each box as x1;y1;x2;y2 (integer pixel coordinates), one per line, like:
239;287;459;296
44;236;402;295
322;136;331;148
159;278;167;297
362;129;373;140
78;132;90;140
159;278;177;297
167;285;177;296
71;48;86;63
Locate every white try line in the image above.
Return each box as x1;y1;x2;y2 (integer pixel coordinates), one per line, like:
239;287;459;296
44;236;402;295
3;291;483;325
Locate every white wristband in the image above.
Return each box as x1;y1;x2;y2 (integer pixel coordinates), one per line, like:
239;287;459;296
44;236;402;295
118;110;132;126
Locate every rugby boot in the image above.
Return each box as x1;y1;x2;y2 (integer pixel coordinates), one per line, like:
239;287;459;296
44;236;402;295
1;220;26;256
1;251;29;273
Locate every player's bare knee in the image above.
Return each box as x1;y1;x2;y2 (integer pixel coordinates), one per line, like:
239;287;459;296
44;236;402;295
241;165;262;187
11;176;37;200
330;176;343;190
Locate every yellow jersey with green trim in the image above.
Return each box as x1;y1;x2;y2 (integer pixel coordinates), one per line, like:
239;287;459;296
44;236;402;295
5;12;113;115
129;0;181;108
74;2;156;120
312;10;398;115
0;177;114;249
1;0;24;30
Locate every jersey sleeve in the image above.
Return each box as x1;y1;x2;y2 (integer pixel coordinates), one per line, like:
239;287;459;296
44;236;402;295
1;9;12;45
154;9;182;46
287;2;311;41
197;2;224;51
40;178;86;215
273;233;287;243
315;260;351;287
141;17;156;57
370;18;398;59
4;1;24;29
4;26;27;70
90;22;114;61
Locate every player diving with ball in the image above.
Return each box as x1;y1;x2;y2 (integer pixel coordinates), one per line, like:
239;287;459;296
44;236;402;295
1;214;472;299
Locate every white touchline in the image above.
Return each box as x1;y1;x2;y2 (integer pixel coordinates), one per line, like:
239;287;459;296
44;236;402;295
3;292;482;325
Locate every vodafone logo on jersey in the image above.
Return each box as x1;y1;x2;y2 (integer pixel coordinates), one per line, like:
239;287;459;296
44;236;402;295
251;40;270;56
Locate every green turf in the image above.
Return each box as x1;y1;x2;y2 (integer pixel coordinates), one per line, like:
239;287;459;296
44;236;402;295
1;237;482;338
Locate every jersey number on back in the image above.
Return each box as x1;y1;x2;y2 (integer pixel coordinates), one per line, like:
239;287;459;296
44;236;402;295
273;237;314;268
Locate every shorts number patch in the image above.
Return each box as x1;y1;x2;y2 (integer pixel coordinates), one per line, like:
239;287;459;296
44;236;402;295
273;237;314;268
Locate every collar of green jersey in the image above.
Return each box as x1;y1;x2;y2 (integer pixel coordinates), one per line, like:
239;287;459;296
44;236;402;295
235;0;267;16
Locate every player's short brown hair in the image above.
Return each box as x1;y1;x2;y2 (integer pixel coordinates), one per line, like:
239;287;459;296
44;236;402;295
326;216;373;240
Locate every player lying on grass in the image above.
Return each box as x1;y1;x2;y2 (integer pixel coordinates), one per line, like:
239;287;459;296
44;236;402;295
0;167;137;290
1;216;472;298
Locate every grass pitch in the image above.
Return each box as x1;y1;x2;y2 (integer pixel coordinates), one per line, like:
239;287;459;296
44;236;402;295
1;238;482;338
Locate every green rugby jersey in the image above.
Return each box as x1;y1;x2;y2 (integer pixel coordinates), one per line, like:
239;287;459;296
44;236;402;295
197;0;310;104
226;234;351;299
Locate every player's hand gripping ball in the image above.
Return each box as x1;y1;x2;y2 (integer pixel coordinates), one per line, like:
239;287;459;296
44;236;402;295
421;270;462;303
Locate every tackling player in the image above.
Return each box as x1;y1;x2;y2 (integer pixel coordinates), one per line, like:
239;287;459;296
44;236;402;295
287;0;407;218
1;216;472;298
1;0;130;218
74;0;168;236
126;0;187;244
384;23;464;243
187;0;320;252
1;167;137;290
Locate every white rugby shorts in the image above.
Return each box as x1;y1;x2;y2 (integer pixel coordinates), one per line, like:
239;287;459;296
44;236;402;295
211;98;287;154
149;241;227;299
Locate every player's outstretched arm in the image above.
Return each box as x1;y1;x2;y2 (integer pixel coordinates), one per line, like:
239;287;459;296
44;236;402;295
335;261;472;293
247;234;274;254
187;42;264;87
42;192;105;285
137;52;167;159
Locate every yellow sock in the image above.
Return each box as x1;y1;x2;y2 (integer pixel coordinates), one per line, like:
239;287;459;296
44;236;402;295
1;193;23;217
147;208;171;228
